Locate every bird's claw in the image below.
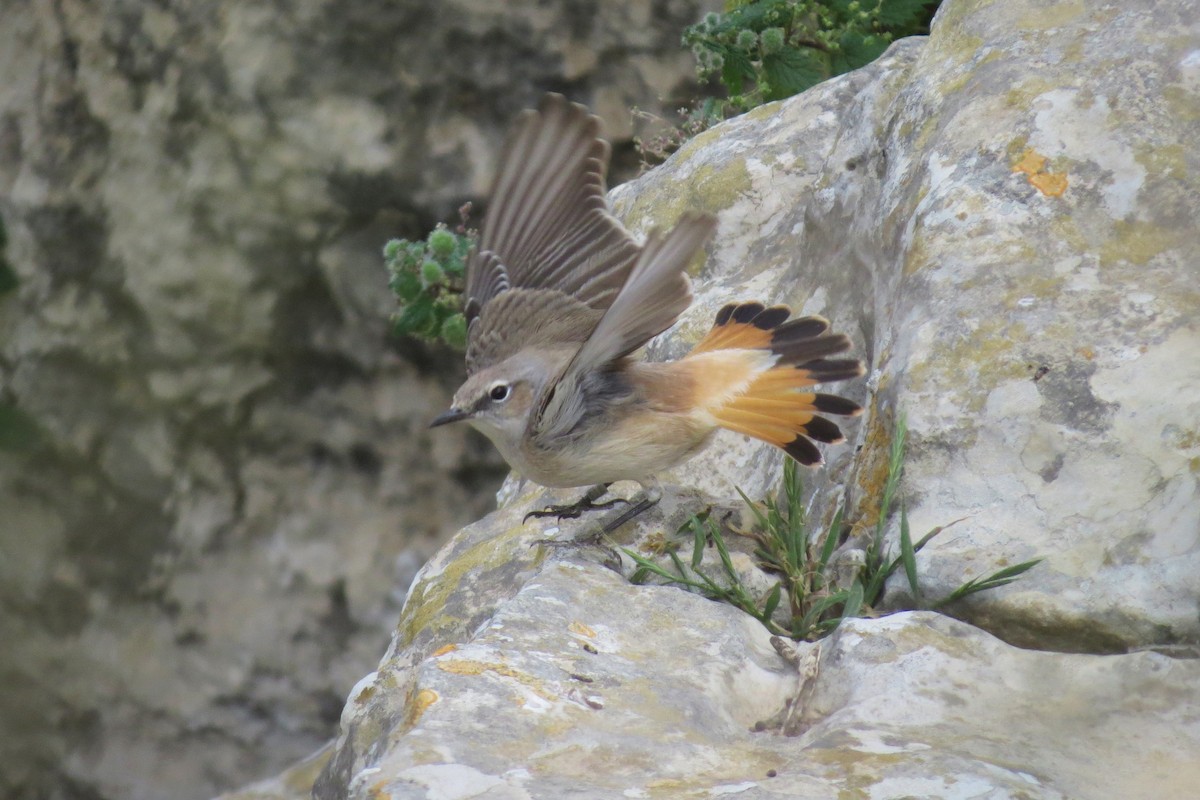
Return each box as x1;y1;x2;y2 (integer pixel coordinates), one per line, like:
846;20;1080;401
523;494;627;524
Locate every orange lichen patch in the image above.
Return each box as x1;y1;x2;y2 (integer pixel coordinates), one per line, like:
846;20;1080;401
1012;148;1068;197
569;621;597;639
1029;171;1069;196
411;689;438;719
430;643;458;657
1078;346;1096;360
401;686;440;732
1013;149;1048;175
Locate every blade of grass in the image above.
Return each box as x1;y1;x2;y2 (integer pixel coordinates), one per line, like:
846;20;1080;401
841;581;865;620
935;559;1042;607
762;582;783;620
899;502;920;598
690;515;707;569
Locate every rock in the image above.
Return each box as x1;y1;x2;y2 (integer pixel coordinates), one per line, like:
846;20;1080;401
283;0;1200;796
0;1;717;798
311;547;1200;799
612;0;1200;654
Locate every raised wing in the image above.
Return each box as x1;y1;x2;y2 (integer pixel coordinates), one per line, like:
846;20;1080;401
534;214;718;441
464;94;642;371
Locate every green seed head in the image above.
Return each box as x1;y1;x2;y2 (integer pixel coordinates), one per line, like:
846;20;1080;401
428;228;455;259
440;313;468;349
421;260;445;286
760;27;785;54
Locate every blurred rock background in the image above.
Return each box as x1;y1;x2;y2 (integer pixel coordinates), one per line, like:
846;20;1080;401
0;1;719;798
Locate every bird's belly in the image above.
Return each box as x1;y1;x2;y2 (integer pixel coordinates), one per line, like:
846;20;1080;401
518;412;713;488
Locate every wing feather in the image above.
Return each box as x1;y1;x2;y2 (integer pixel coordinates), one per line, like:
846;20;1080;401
465;94;641;332
534;214;718;440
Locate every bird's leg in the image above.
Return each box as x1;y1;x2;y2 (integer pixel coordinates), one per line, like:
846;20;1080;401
523;483;627;523
540;484;662;550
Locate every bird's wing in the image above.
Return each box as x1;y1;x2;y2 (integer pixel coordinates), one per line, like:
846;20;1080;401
465;288;601;375
464;94;641;373
533;213;718;441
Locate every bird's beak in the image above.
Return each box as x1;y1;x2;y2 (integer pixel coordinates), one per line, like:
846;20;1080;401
430;407;472;428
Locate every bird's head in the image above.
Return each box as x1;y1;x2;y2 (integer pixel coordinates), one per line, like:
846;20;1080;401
430;354;554;452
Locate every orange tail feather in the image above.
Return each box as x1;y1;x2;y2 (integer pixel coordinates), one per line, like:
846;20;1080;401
690;301;864;465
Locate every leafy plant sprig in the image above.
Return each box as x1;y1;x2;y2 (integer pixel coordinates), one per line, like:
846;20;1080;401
684;0;937;115
384;206;475;349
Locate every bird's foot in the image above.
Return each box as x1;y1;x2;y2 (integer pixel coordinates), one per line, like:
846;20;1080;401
531;491;660;549
524;483;626;523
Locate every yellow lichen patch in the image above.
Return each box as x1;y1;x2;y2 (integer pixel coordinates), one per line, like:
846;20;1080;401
851;409;902;540
1134;142;1187;182
1099;220;1179;266
436;658;558;702
1019;0;1084;30
1012;148;1068;197
430;643;457;657
618;157;753;242
568;621;597;639
396;521;533;648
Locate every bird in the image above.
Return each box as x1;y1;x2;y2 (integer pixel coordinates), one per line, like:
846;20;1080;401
431;94;864;523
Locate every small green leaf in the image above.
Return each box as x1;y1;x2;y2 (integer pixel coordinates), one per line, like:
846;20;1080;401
393;295;437;337
877;0;933;29
389;270;422;303
761;48;826;100
720;47;756;94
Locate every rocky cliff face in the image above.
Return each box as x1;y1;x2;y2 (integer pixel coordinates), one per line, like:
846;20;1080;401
0;2;717;799
222;0;1200;797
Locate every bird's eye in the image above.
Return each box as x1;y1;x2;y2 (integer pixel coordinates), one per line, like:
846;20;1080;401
489;383;510;402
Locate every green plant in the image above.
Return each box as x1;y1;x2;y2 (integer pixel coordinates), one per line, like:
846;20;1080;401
684;0;938;115
384;207;475;349
624;413;1041;640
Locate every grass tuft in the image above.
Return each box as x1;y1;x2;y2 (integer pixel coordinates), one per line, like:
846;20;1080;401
625;412;1042;640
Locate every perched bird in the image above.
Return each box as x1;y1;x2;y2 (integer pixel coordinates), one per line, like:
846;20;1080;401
431;94;863;515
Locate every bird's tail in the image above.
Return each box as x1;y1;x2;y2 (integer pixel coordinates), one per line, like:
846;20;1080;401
687;302;864;465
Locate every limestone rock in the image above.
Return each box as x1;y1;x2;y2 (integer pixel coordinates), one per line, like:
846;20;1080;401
612;0;1200;654
293;0;1200;797
0;1;716;798
314;544;1200;799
